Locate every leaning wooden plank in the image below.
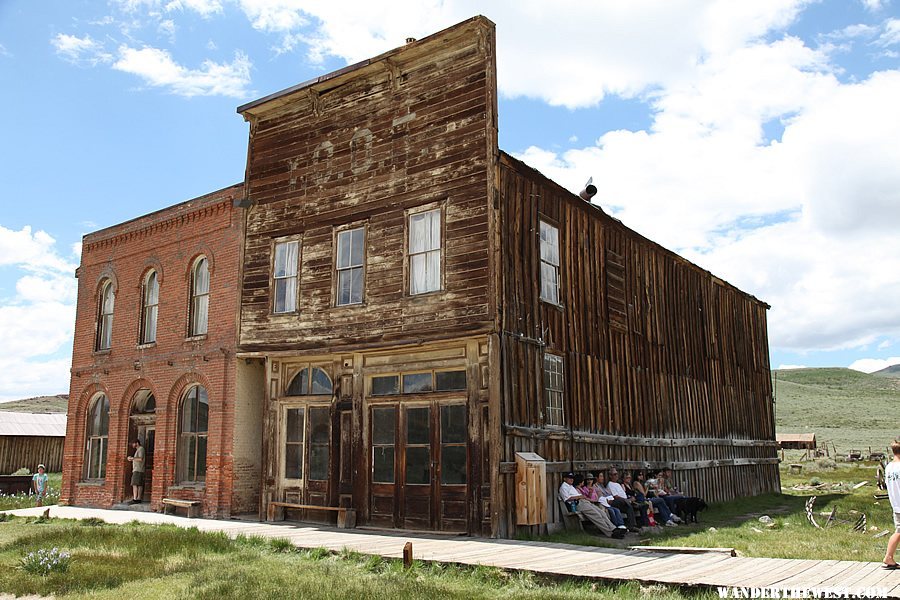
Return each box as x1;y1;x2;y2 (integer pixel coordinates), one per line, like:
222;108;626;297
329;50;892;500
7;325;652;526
629;545;736;556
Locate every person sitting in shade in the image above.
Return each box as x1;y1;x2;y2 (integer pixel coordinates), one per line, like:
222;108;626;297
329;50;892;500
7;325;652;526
656;468;686;516
579;473;627;530
632;470;680;526
558;472;624;539
601;469;641;533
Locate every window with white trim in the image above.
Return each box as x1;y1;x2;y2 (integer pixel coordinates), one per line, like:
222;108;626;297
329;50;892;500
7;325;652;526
539;220;560;304
408;208;441;295
273;241;299;313
178;385;209;483
543;353;565;427
190;258;209;336
140;270;159;344
84;393;109;480
336;226;365;306
96;280;114;351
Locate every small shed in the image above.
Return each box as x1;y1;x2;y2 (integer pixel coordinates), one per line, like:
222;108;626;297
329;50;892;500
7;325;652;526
776;433;816;450
0;412;67;474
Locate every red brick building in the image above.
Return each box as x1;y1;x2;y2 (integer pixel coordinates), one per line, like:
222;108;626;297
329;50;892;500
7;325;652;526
61;185;265;517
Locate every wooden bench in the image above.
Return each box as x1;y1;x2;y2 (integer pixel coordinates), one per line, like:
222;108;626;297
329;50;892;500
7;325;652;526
558;499;585;532
161;498;201;518
267;502;356;529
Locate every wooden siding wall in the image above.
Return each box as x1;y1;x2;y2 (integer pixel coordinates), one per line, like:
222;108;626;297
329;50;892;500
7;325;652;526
239;18;497;353
0;436;64;474
496;155;778;537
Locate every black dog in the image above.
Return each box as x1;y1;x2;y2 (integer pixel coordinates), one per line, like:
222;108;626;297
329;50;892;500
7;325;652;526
674;497;708;523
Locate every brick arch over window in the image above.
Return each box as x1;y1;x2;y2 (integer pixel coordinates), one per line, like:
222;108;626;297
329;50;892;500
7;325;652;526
185;247;216;280
139;258;165;285
94;266;119;299
121;378;160;418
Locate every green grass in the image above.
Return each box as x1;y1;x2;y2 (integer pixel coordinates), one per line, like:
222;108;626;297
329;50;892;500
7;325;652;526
774;367;900;453
0;518;721;599
539;462;894;562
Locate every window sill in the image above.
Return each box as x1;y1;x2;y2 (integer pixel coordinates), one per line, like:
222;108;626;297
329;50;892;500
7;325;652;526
184;334;207;343
331;301;366;310
407;288;445;299
539;299;564;311
168;483;206;491
270;311;299;317
77;480;105;487
136;342;157;350
92;349;111;357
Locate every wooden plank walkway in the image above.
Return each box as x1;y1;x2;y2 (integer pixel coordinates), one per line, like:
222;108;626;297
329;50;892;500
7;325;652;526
6;506;900;597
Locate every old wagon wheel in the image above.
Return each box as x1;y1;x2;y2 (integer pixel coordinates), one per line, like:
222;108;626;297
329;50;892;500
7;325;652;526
805;496;820;528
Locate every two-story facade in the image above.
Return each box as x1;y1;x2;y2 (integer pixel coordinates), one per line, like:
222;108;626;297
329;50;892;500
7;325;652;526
61;186;265;517
233;16;777;537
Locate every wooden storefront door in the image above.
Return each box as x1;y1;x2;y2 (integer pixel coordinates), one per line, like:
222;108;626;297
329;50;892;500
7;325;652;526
369;400;468;532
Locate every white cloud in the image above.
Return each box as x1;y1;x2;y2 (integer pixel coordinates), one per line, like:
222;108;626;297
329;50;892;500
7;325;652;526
158;18;176;41
861;0;889;12
165;0;224;17
877;18;900;46
113;46;253;97
0;43;10;58
51;33;114;66
849;357;900;373
0;226;78;401
878;340;892;350
233;0;811;109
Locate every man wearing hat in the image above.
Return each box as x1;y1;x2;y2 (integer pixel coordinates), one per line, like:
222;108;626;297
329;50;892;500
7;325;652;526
32;464;48;507
558;472;623;538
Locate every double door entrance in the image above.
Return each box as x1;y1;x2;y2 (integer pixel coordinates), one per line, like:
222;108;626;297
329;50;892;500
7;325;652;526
369;400;468;532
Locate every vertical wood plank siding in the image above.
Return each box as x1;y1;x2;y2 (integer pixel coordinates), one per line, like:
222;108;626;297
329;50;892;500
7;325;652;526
0;436;64;474
239;20;496;351
496;153;778;537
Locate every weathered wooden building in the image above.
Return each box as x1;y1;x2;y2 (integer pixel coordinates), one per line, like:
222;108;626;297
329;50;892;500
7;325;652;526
234;15;778;538
0;412;67;474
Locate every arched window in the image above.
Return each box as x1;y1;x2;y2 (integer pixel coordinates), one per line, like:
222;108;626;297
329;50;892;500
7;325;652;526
96;280;114;350
286;367;333;396
140;270;159;344
84;393;109;479
178;385;209;483
189;257;209;336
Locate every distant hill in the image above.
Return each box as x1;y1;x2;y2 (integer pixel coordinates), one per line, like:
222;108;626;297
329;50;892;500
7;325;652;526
0;395;69;414
773;367;900;454
872;364;900;378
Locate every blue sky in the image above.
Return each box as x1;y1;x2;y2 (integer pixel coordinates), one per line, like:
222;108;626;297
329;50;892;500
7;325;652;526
1;0;899;400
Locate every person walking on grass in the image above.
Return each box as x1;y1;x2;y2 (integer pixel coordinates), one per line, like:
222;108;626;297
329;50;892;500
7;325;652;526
127;439;145;504
32;464;48;507
883;440;900;570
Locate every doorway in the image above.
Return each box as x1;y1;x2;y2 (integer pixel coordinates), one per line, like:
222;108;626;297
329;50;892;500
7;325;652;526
125;389;156;502
369;400;468;532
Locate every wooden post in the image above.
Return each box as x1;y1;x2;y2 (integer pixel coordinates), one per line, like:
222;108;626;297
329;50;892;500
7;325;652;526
402;542;413;568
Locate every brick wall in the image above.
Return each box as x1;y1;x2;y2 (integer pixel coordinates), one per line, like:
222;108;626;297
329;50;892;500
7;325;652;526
62;184;253;518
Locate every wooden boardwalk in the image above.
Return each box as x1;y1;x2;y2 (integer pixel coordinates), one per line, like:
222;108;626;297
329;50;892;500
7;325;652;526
6;506;900;597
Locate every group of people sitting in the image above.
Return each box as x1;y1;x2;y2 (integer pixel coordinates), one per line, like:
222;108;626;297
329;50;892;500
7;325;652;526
558;467;692;539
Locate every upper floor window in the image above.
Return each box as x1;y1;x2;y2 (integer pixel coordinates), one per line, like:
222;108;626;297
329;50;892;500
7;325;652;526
336;226;365;306
84;393;109;480
539;220;560;305
140;270;159;344
189;258;209;336
543;353;565;427
273;240;299;313
178;385;209;483
408;208;441;295
96;280;114;351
